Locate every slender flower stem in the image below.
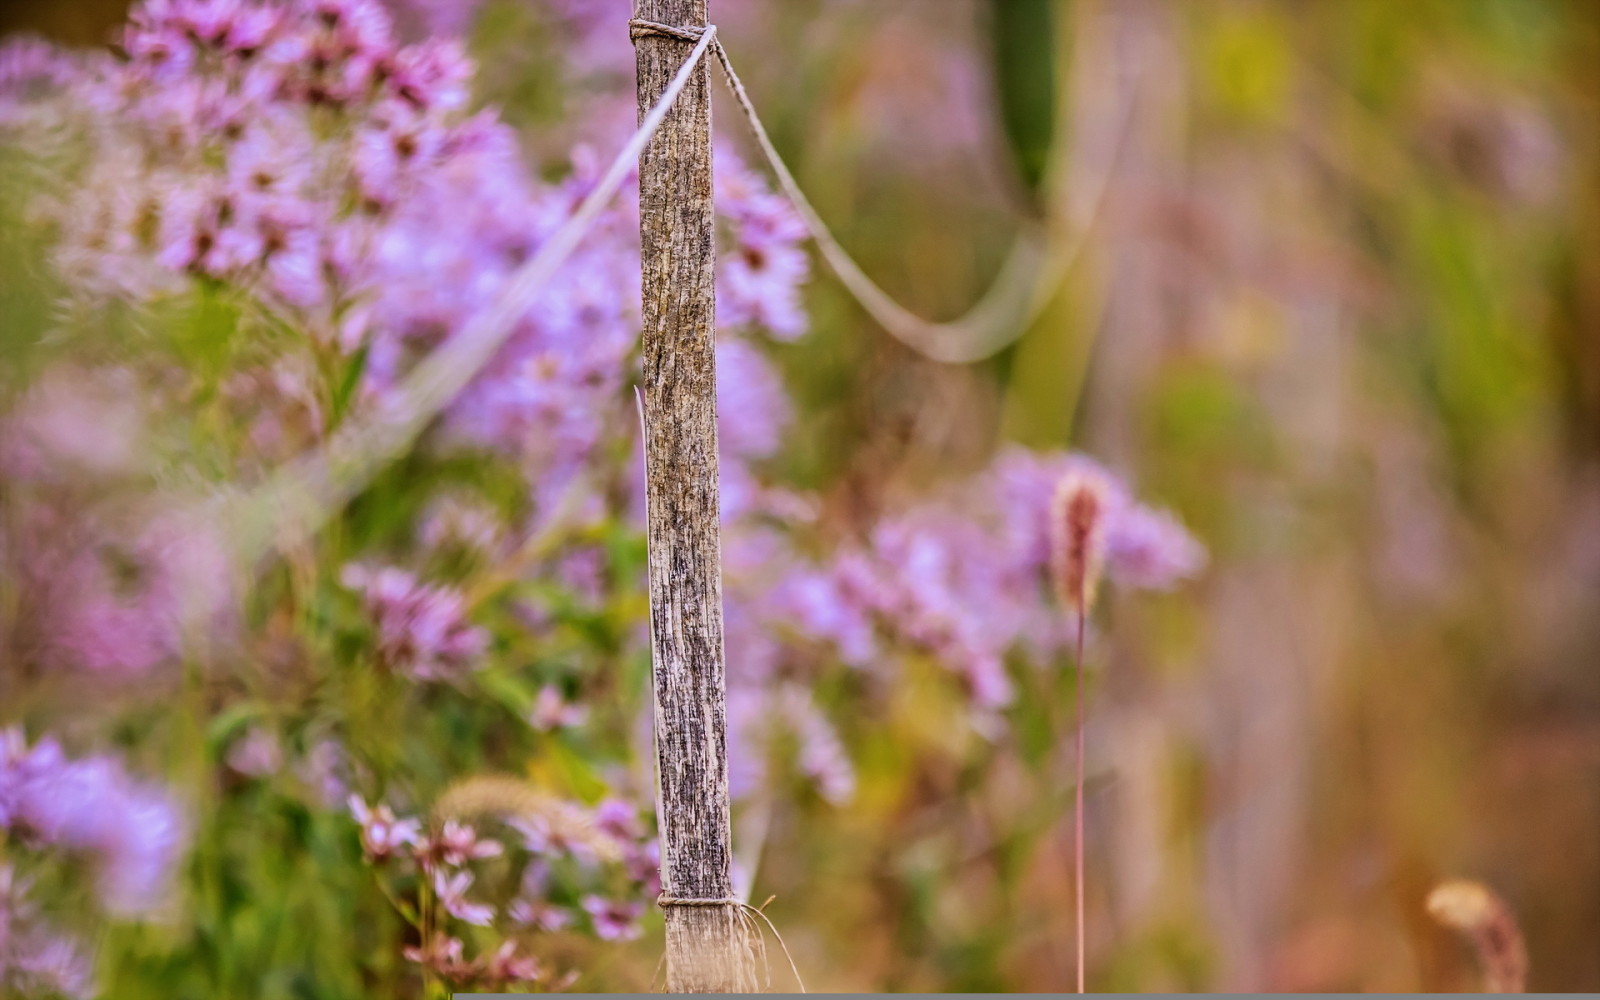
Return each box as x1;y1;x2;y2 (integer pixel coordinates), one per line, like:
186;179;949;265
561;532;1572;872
1074;598;1086;995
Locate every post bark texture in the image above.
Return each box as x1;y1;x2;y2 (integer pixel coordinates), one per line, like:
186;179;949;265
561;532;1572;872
633;0;748;992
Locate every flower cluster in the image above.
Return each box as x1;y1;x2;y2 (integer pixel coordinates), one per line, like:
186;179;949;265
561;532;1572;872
801;448;1205;708
0;368;238;679
0;865;96;1000
349;790;656;988
341;564;488;683
718;447;1204;789
0;730;188;999
0;729;189;916
0;1;578;495
715;150;811;340
0;0;1207;990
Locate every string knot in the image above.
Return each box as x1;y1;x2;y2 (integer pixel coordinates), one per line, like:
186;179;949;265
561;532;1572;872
656;892;740;908
628;18;709;44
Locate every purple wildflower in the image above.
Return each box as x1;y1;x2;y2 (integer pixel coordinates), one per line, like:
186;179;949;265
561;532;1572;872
433;868;494;926
726;685;858;805
482;940;542;984
0;367;147;482
715;338;792;461
508;811;599;865
592;797;642;844
0;730;189;917
527;685;588;732
1104;502;1208;590
383;0;485;38
12;1;820;513
296;739;351;808
581;894;644;942
348;794;422;862
0;488;238;681
402;934;474;983
624;837;663;898
508;898;573;933
728;447;1203;730
715;149;810;340
506;860;576;931
0;882;96;1000
724;687;769;803
342;564;488;682
0;36;82;125
769;568;879;669
416;820;503;868
221;357;326;467
225;726;284;778
986;446;1206;592
782;687;856;804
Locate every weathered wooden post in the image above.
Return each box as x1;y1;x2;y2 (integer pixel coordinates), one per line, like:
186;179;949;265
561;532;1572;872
632;0;751;991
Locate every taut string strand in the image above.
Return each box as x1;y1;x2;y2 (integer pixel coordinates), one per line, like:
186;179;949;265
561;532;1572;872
629;17;1113;364
697;22;1120;365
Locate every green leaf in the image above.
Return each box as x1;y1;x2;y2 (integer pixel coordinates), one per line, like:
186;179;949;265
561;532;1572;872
206;702;266;753
477;667;540;717
988;0;1059;205
331;340;371;425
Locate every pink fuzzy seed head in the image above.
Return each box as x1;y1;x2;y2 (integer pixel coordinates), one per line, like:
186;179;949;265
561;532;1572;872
1049;469;1113;614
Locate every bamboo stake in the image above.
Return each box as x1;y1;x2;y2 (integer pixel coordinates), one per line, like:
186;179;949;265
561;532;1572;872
633;0;750;991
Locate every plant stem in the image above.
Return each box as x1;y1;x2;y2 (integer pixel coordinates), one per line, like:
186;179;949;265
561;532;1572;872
1074;600;1085;994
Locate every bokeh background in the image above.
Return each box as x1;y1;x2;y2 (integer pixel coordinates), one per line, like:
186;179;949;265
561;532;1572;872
3;0;1598;993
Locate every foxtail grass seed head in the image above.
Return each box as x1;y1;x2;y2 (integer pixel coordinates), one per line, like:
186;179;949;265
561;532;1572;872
1051;469;1113;614
1427;879;1529;993
431;774;624;862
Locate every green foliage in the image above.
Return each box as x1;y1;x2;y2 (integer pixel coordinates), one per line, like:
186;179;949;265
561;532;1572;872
989;0;1059;203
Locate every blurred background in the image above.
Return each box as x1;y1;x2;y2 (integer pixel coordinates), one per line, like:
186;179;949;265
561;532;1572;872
3;0;1598;993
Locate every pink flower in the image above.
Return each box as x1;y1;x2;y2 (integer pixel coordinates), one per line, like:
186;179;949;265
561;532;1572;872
508;812;598;864
624;838;663;898
0;366;146;480
527;685;587;732
1105;503;1208;590
415;820;503;868
581;895;643;941
718;239;809;339
592;798;642;844
342;564;488;682
714;149;810;340
482;940;542;984
714;339;791;460
432;868;493;926
347;795;421;862
1;729;189;916
401;934;474;983
224;726;283;778
508;897;573;933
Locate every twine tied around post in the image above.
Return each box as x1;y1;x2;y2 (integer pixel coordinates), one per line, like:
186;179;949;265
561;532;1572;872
654;894;807;992
629;18;709;44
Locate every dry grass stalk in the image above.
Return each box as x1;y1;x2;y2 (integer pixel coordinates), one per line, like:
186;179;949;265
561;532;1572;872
1049;469;1112;993
430;774;622;863
1427;878;1528;993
